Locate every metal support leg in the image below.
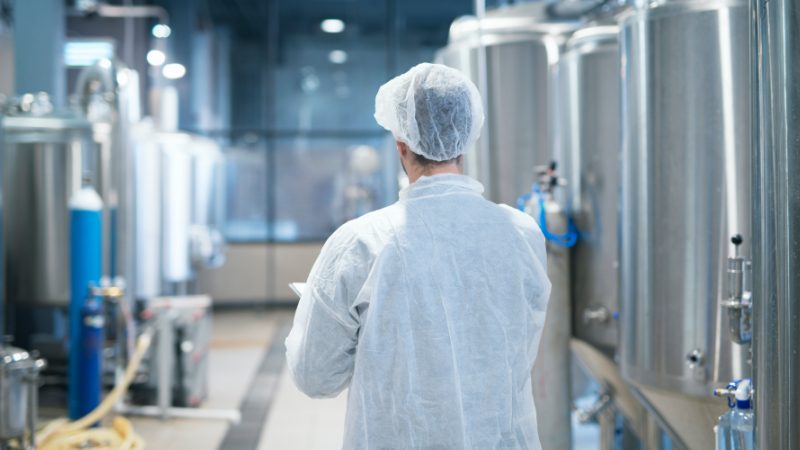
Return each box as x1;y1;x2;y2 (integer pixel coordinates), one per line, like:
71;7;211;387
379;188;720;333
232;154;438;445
157;310;172;420
597;408;616;450
643;415;666;450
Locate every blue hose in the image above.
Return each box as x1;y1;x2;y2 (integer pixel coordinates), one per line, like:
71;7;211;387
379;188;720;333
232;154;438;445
517;184;579;248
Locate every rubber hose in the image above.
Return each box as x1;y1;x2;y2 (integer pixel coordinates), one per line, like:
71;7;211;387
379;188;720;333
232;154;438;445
36;328;154;450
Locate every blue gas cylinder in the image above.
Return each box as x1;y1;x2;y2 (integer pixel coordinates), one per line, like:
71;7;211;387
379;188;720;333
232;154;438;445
77;295;104;420
68;186;103;420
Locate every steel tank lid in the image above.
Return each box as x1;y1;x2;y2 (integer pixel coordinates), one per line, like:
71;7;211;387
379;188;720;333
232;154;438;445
447;9;580;45
3;113;92;132
1;92;92;132
618;0;748;21
565;24;619;48
2;113;93;146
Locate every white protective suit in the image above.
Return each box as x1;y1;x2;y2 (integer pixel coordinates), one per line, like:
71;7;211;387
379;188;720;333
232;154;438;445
285;173;551;449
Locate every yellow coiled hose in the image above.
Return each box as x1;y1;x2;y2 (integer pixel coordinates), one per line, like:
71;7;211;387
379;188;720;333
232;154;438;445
36;329;153;450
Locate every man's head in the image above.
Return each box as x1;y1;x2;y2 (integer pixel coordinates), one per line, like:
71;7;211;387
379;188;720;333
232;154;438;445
374;63;484;180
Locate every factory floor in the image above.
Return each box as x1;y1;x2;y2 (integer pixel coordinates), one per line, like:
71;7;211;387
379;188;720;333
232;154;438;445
128;308;598;450
128;308;347;450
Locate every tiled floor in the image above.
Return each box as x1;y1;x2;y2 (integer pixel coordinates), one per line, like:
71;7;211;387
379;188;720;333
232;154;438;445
131;308;598;450
257;369;347;450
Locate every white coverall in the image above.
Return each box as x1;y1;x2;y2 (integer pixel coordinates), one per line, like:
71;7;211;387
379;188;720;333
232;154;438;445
285;173;551;449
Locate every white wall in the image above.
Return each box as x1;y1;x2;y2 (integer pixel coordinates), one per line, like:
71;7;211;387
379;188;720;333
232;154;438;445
198;242;323;304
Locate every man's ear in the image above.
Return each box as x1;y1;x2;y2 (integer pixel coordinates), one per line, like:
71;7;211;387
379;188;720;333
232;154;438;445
396;140;408;157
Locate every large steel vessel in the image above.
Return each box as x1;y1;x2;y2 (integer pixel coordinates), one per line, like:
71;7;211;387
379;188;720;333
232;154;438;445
131;123;226;298
752;0;800;448
561;23;658;444
436;5;578;206
2;105;98;306
619;0;751;448
438;7;580;448
562;25;620;354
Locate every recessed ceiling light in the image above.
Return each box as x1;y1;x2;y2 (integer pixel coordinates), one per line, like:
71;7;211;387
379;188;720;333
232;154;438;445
320;19;345;34
328;50;348;64
147;49;166;66
162;63;186;80
152;24;172;39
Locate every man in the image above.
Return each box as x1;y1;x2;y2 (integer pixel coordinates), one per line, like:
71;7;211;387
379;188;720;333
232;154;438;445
285;63;551;449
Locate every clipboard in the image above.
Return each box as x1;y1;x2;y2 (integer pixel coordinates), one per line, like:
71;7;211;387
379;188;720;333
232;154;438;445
288;282;306;299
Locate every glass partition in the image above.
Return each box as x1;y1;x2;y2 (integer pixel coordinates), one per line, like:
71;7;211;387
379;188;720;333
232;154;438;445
218;132;399;243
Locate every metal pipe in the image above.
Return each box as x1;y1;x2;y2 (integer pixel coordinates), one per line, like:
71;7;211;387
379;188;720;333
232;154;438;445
117;404;241;423
752;0;800;448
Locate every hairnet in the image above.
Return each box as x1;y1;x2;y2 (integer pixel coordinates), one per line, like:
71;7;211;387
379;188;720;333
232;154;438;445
374;63;485;162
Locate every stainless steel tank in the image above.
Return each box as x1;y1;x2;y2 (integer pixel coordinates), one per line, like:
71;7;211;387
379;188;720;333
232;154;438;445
561;23;656;443
436;5;579;206
435;17;484;188
562;25;620;354
439;7;583;449
2;101;98;306
131;123;226;299
752;0;800;448
619;1;751;448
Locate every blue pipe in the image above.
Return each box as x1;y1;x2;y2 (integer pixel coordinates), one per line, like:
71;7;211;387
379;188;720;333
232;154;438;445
537;196;579;248
517;183;579;248
68;187;103;420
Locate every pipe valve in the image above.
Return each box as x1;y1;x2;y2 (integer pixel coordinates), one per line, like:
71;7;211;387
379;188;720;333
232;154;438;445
90;276;126;301
576;391;612;424
583;305;611;325
720;234;753;344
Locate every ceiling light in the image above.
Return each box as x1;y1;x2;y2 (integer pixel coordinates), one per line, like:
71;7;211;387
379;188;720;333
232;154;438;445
300;73;320;93
147;49;166;66
152;24;172;39
320;19;345;34
329;50;348;64
162;63;186;80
